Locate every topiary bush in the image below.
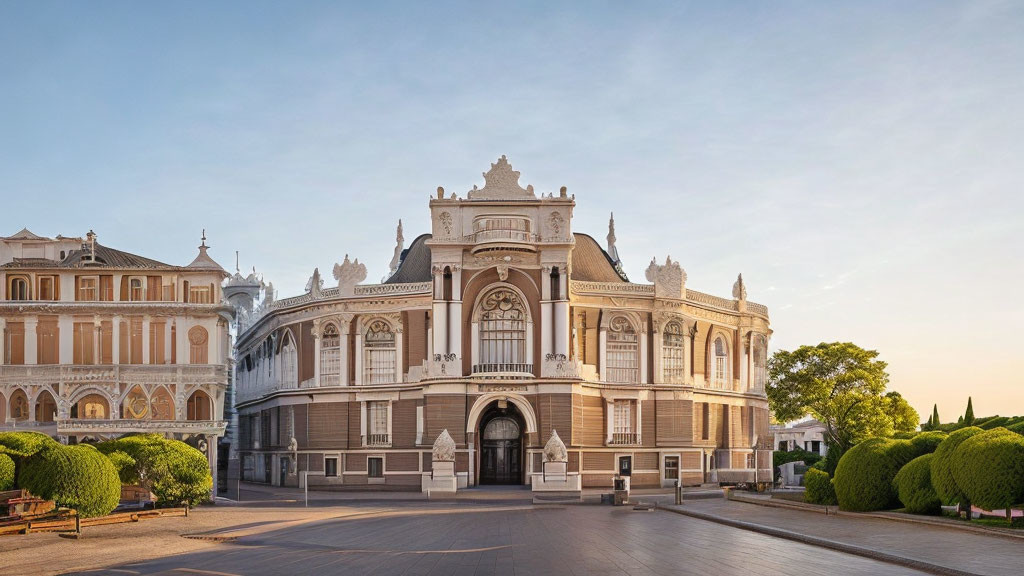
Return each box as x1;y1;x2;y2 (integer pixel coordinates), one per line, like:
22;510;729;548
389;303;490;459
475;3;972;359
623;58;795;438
804;467;837;505
979;417;1009;430
1007;421;1024;436
910;431;946;455
97;435;211;505
18;444;120;517
833;437;917;511
0;431;59;457
0;453;15;491
104;450;138;484
930;426;983;506
894;454;941;514
950;428;1024;512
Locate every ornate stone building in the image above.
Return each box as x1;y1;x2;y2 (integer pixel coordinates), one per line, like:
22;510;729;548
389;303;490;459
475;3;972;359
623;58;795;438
0;228;232;491
234;157;773;490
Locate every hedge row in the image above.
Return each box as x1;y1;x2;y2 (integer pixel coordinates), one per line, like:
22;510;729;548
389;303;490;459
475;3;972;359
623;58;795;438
929;426;982;506
17;444;121;518
949;428;1024;511
894;454;941;514
804;467;837;505
833;432;944;512
0;453;15;491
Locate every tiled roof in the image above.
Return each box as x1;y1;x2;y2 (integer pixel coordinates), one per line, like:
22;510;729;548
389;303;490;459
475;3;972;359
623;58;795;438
570;233;626;282
59;243;173;269
385;234;432;283
1;258;60;268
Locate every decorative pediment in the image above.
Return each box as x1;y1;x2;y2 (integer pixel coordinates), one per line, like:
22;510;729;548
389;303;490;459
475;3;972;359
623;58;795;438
467;155;536;200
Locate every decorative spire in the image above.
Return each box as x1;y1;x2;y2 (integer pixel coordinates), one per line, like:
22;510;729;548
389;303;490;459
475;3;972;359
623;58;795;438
235;250;240;274
387;219;404;279
732;273;747;301
543;429;568;463
467;155;536;200
432;429;456;462
606;213;620;264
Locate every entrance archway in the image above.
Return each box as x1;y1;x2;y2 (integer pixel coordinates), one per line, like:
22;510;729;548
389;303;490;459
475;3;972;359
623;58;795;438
478;402;524;485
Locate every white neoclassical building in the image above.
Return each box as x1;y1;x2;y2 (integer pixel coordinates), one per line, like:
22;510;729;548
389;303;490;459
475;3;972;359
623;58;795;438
234;157;773;491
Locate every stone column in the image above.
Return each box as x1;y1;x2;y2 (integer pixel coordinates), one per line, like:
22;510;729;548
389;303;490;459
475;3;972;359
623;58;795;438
207;434;219;501
24;317;38;365
112;315;121;364
164;319;173;364
93;316;102;365
638;319;648;385
58;315;73;364
652;322;663;385
541;265;553;358
353;323;363;386
312;322;321;386
683;326;693;386
142;315;151;365
339;318;351;387
447;267;462;361
554;301;569;357
394;326;404;384
605;399;614;445
598;324;607;381
0;317;5;364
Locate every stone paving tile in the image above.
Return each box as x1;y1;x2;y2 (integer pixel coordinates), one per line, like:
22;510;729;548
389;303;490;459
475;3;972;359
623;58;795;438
61;504;929;576
677;499;1024;576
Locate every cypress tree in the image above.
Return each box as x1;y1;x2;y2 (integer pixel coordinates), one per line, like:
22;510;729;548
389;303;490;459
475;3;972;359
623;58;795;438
964;397;975;425
924;412;934;430
932;404;940;429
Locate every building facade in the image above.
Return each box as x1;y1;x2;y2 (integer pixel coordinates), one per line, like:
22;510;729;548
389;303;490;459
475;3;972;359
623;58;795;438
0;228;232;490
771;419;828;456
234;157;773;490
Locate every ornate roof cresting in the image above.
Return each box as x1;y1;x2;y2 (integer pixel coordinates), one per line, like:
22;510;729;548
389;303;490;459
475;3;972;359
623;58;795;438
645;256;687;299
543;429;568;463
333;254;367;296
433;429;456;462
467;155;536;200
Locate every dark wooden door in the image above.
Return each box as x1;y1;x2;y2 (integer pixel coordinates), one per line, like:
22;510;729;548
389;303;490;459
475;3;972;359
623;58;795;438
480;417;522;484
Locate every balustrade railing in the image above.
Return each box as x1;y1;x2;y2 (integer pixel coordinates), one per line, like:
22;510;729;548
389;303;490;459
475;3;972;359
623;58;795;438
472;363;533;376
365;433;390;447
609;432;639;445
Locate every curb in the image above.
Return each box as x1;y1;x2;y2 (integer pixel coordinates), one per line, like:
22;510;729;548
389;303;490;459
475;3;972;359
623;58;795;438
730;495;1024;542
662;506;981;576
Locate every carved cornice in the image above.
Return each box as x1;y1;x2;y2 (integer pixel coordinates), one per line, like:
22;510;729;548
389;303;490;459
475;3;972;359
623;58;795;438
0;301;230;318
56;418;227;436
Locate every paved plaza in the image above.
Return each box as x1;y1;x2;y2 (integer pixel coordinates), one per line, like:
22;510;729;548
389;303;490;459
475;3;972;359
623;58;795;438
3;489;1022;576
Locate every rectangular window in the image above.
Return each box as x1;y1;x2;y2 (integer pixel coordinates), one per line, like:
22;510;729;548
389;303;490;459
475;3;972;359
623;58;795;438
701;403;710;441
38;276;56;301
746;453;756;469
189;286;212;304
367;457;384;478
4;322;25;365
150;321;166;364
147;276;161;301
129;318;143;364
77;276;98;301
73;322;95;365
36;318;59;365
367;401;389;446
324;457;338;477
99;275;114;301
664;456;679;480
612;400;636;445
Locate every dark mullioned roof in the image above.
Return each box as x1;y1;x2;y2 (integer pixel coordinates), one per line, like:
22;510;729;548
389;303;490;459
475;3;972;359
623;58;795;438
382;232;626;284
59;243;173;269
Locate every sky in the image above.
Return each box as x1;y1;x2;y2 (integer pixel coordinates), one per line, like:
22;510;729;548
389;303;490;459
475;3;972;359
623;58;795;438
1;1;1022;422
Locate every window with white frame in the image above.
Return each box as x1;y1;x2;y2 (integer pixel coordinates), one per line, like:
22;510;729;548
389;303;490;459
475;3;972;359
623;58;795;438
9;277;30;300
77;276;98;301
324;457;338;477
607;316;638;384
712;335;729;389
752;335;767;391
662;321;685;383
129;277;145;301
476;287;529;373
664;456;679;480
280;332;297;388
320;323;341;386
612;399;636;444
368;456;384;478
367;401;389;446
363;320;396;384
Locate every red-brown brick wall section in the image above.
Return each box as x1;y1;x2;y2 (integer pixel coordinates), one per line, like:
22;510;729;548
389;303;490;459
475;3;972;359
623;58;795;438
535;393;573;447
634;452;658;470
405;310;427;369
346;453;367;472
641;400;656;446
426;395;466;446
293;404;308;446
387;452;419;472
348;403;362;449
656;399;693;445
307;402;349;449
580;396;605;446
298;320;314;382
392;399;418;448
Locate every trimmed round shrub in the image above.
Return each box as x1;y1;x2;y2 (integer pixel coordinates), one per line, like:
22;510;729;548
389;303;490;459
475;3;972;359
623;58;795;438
910;431;946;455
930;426;983;505
0;453;15;490
18;444;120;517
950;428;1024;512
894;454;941;514
104;450;138;484
98;435;211;505
833;438;917;511
0;431;59;457
804;467;837;505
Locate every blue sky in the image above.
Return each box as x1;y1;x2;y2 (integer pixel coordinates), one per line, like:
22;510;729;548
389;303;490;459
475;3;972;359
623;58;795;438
2;1;1022;421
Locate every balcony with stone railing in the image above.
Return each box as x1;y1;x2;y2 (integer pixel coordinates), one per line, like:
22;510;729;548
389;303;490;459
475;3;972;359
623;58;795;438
56;418;228;436
607;432;640;446
0;364;227;387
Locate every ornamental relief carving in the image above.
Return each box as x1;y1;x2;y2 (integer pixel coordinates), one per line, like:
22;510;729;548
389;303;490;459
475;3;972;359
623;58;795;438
547;211;565;240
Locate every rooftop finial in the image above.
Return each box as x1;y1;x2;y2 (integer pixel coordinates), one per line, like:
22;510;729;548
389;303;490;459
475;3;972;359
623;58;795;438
607;212;620;263
235;250;240;273
387;219;405;280
200;229;207;248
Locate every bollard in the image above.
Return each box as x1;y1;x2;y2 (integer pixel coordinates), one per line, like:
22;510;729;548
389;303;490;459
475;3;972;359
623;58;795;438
76;514;81;535
675;480;683;505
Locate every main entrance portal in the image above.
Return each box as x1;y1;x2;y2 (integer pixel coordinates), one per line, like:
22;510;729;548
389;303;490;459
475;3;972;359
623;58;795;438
479;409;523;485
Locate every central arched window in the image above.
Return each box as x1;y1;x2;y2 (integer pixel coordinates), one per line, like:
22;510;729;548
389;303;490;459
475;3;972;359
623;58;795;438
320;323;341;386
607;316;639;384
712;335;730;389
363;320;396;384
475;287;528;373
662;321;685;384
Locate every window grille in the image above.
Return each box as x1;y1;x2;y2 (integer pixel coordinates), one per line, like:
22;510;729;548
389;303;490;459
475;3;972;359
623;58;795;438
612;400;637;444
607;316;638;384
475;288;529;373
367;401;389;446
320;324;341;386
363;320;396;384
280;333;297;388
752;335;767;391
664;456;679;480
78;277;97;301
662;321;685;383
713;336;729;389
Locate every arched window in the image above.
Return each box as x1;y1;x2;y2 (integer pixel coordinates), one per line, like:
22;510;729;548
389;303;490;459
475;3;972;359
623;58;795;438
662;321;685;384
363;320;396;384
150;386;175;419
8;277;29;301
320;323;341;386
475;287;529;373
607;316;638;384
188;326;209;364
752;335;767;391
34;390;57;422
280;331;297;388
712;335;730;389
9;389;29;421
75;393;109;419
186;390;213;420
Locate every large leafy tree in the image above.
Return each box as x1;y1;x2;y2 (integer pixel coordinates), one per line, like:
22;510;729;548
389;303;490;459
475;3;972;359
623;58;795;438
884;392;920;435
767;342;898;454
